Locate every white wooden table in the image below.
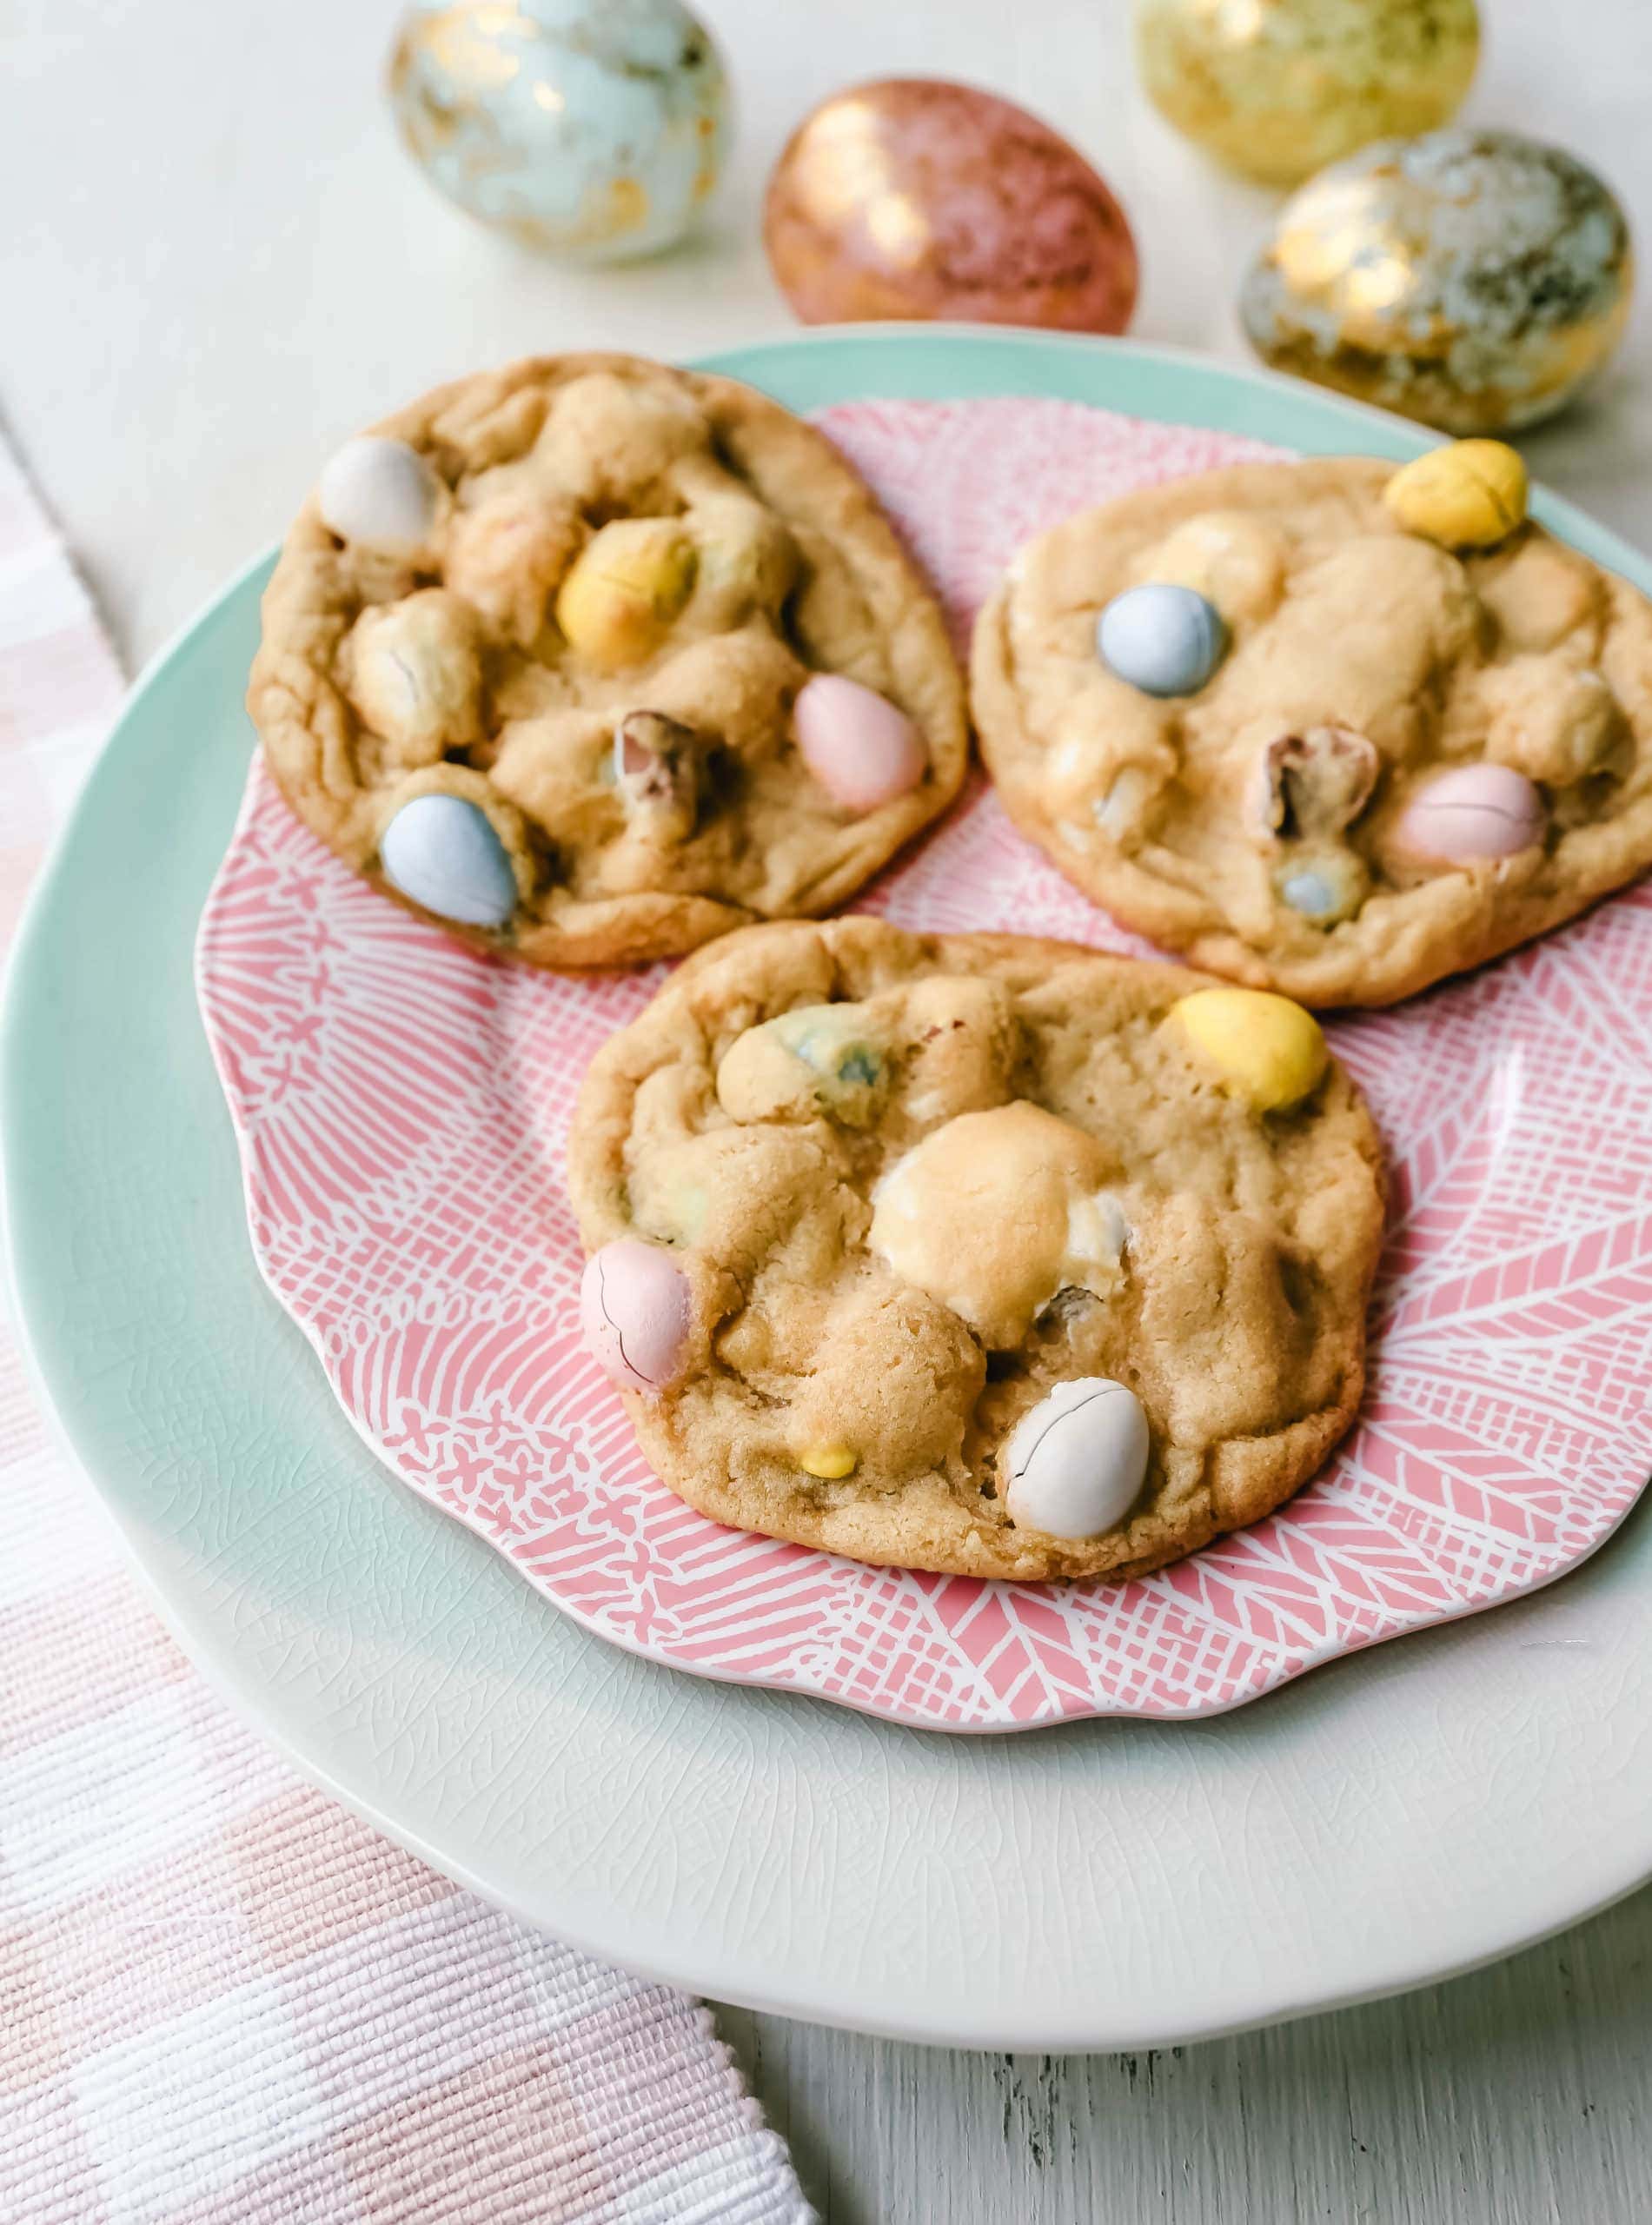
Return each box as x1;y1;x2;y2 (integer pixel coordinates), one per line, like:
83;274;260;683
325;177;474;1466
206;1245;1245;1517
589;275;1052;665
8;1;1651;2215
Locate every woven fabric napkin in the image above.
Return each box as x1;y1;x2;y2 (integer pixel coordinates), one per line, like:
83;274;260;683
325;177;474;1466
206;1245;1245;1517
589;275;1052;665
0;428;811;2225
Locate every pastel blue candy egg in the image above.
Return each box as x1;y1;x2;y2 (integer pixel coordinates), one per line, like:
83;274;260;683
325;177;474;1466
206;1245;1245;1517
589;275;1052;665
379;794;517;929
1280;868;1339;918
1097;583;1226;698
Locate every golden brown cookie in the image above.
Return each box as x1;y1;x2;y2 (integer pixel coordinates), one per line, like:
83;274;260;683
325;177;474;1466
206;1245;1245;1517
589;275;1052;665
569;917;1383;1582
248;355;968;969
972;456;1652;1006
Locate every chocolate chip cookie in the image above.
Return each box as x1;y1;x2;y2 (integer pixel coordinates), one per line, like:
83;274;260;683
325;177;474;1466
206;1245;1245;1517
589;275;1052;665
568;917;1383;1581
972;452;1652;1006
249;355;968;968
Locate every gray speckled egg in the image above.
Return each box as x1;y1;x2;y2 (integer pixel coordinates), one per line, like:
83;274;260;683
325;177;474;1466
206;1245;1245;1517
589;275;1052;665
388;0;731;264
1240;128;1633;435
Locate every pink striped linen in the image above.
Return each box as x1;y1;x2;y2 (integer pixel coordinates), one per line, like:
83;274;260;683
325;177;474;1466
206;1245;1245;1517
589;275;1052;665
0;429;811;2225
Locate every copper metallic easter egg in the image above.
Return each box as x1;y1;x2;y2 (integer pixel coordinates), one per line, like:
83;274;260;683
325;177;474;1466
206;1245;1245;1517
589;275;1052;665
1134;0;1478;187
1241;129;1634;435
763;78;1138;335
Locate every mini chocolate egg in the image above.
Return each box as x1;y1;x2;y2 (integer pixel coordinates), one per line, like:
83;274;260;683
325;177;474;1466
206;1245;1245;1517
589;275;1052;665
799;1444;858;1481
387;0;731;264
1383;441;1527;549
556;518;697;669
318;437;441;553
1393;764;1546;864
793;674;927;812
1098;584;1226;699
764;78;1138;334
1241;129;1634;435
1168;987;1328;1112
1251;726;1381;843
1276;851;1370;926
1134;0;1479;188
379;793;518;927
581;1238;691;1392
614;710;701;843
1003;1377;1150;1540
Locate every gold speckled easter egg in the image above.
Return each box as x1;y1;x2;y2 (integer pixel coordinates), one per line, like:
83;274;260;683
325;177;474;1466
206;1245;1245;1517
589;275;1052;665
1134;0;1478;186
1240;128;1634;434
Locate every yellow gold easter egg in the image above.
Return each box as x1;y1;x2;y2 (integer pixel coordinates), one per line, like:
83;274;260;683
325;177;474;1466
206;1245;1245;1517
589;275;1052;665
1242;129;1634;434
1134;0;1478;187
1384;441;1528;548
1168;987;1328;1112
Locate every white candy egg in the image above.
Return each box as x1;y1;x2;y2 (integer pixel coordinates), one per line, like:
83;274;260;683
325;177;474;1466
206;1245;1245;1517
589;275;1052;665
318;437;441;553
1002;1377;1150;1540
379;794;518;928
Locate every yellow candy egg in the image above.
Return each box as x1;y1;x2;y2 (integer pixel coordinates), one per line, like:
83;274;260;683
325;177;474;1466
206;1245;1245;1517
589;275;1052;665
799;1444;858;1480
1383;441;1528;550
1168;987;1328;1112
555;519;697;668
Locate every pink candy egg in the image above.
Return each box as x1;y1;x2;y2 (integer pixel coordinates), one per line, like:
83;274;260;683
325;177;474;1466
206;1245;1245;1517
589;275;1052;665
793;675;927;812
1394;764;1546;863
580;1239;690;1393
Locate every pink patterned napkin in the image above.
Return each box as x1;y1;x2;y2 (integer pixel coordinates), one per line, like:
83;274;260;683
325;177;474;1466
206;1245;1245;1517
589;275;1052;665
0;430;811;2225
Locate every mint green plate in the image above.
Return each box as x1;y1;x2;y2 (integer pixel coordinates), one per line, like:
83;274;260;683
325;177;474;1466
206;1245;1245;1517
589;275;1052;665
7;329;1652;2049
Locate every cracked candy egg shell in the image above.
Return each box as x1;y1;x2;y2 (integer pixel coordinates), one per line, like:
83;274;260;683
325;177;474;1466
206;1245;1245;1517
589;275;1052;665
972;455;1652;1008
567;915;1383;1584
247;354;968;970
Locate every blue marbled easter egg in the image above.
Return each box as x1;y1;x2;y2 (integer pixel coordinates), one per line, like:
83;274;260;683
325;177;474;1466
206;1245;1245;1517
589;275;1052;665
380;794;518;928
388;0;731;264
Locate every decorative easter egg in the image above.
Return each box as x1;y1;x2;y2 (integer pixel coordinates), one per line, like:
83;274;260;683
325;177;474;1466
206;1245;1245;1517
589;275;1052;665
1392;765;1546;864
1134;0;1479;187
1383;441;1528;548
379;793;518;927
1241;129;1634;435
318;437;441;553
793;674;927;811
1098;584;1226;699
581;1239;691;1392
1168;987;1328;1112
1003;1378;1151;1540
387;0;731;264
764;78;1138;334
